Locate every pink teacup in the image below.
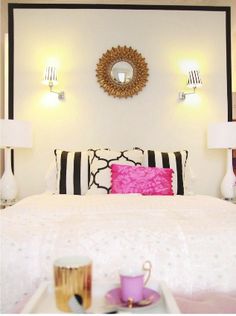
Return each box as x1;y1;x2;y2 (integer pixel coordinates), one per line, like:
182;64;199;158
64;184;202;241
120;261;152;303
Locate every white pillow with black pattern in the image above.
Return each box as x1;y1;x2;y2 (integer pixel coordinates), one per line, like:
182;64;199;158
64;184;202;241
54;149;90;195
87;149;143;194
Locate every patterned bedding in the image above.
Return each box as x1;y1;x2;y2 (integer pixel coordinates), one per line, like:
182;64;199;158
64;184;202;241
0;193;236;313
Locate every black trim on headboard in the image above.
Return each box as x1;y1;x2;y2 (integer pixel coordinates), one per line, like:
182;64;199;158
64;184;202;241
8;3;233;121
8;4;14;120
7;3;233;11
225;7;232;122
7;3;233;169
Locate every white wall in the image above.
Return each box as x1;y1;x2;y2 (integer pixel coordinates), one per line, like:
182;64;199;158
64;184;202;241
13;7;228;198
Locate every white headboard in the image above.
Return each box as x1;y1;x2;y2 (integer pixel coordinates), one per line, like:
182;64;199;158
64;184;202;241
8;4;232;198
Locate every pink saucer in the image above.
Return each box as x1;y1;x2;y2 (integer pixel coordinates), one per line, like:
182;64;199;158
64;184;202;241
105;287;161;310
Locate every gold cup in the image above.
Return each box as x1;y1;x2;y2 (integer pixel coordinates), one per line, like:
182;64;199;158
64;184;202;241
54;256;92;312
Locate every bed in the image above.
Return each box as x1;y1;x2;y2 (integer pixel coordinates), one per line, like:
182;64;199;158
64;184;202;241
1;193;236;313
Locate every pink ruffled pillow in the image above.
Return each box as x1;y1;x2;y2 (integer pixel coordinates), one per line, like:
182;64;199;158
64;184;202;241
111;164;174;195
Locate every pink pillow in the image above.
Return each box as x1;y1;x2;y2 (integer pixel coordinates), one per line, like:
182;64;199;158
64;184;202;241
111;164;174;195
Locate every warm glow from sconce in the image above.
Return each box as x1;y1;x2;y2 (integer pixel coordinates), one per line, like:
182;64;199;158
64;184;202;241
45;58;60;69
182;93;201;107
41;92;60;107
179;60;200;74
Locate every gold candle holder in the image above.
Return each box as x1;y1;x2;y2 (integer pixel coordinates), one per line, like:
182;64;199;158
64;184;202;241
54;256;92;312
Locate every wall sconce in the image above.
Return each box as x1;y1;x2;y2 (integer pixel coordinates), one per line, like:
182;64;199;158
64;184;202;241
43;66;65;100
179;70;202;100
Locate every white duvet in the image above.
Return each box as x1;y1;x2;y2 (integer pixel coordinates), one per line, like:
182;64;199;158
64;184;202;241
0;194;236;313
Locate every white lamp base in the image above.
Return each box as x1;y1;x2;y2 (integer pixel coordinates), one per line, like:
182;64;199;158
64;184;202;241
220;149;236;200
0;148;18;202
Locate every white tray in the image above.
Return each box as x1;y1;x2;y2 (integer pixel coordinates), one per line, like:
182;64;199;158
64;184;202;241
20;280;181;314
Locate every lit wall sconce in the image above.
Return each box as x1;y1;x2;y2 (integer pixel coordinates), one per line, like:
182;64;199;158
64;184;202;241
179;70;202;100
43;66;65;100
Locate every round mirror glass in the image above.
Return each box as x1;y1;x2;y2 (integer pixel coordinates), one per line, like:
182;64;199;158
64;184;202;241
96;46;149;98
111;61;133;84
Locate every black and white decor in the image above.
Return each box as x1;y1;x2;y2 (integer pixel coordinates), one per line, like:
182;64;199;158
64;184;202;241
88;149;143;194
143;150;189;195
54;149;90;195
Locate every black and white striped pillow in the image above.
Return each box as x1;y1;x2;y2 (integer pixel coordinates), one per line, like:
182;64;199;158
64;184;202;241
143;150;188;195
54;149;90;195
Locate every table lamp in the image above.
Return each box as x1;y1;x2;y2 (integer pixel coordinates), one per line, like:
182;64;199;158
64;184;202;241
208;122;236;200
0;119;32;203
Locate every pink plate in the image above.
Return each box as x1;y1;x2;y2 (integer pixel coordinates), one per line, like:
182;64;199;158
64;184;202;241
105;287;161;311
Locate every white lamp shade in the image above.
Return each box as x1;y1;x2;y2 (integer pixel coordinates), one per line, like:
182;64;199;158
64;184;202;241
208;122;236;149
0;119;32;148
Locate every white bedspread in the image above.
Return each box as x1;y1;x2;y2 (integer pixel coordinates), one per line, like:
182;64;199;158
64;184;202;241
0;194;236;313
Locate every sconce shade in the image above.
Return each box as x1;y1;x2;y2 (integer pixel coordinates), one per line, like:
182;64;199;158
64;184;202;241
0;119;32;148
187;70;202;88
42;65;65;100
43;66;58;85
208;122;236;149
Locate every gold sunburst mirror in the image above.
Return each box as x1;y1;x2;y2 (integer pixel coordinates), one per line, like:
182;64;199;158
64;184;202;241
96;46;149;98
